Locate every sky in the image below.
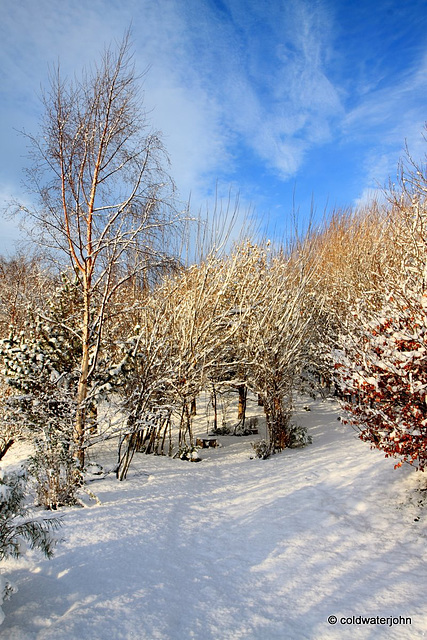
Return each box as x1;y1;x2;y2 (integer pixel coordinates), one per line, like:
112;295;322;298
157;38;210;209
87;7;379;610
0;0;426;254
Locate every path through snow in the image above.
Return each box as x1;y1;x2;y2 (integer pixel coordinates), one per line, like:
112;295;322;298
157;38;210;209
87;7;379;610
1;398;426;639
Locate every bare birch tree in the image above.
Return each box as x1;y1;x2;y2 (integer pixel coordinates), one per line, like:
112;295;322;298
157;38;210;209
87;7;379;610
15;33;180;468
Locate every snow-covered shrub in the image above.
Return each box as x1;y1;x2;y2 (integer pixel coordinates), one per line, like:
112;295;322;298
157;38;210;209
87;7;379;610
1;322;81;508
0;276;98;504
334;292;427;470
27;434;81;509
287;423;312;448
0;381;21;462
174;444;201;462
210;425;232;436
251;439;271;459
0;468;62;558
0;468;62;624
333;137;427;470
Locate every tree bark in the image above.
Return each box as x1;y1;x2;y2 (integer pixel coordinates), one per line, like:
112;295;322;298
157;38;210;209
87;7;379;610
237;384;247;422
0;438;14;461
74;276;91;469
211;385;218;431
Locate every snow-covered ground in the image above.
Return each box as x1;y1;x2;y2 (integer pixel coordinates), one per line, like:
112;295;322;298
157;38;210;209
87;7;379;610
1;397;427;639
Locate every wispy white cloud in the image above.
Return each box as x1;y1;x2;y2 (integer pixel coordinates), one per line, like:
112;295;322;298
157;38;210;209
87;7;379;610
0;0;345;198
175;0;343;180
343;53;427;139
1;0;425;254
343;50;427;201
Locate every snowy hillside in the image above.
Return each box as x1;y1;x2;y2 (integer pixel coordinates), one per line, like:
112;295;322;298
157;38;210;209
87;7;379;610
1;397;427;639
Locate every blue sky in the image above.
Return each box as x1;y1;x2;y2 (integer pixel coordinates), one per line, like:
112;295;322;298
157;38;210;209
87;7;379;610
1;0;426;253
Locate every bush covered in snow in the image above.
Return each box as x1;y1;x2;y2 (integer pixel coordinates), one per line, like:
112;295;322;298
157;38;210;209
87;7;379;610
251;439;271;459
27;436;82;509
0;311;80;507
0;468;62;560
332;138;427;471
287;423;313;448
334;292;427;470
0;468;62;624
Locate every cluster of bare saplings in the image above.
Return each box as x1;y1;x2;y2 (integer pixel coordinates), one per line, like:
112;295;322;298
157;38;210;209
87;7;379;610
1;33;426;503
0;235;326;478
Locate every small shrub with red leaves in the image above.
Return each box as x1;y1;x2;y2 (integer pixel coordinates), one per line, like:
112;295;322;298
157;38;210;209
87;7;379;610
334;292;427;470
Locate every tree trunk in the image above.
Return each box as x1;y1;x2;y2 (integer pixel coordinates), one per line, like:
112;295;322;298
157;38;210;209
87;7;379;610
178;401;193;448
87;402;98;435
0;438;14;461
271;396;291;452
237;384;247;422
74;278;91;469
263;395;291;453
211;385;218;431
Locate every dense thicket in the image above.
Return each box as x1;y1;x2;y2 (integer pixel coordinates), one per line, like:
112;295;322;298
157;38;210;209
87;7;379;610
312;134;427;470
1;36;426;519
2;130;427;480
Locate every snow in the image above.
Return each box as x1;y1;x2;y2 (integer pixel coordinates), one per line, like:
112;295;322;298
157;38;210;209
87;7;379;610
0;484;11;502
1;397;427;639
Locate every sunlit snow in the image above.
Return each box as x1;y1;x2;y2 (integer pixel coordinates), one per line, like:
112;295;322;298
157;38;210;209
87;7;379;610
1;397;426;639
